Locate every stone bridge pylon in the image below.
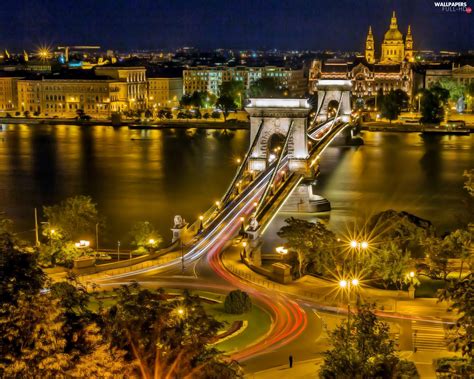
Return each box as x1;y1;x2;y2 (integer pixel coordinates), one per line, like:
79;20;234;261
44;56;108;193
245;98;312;174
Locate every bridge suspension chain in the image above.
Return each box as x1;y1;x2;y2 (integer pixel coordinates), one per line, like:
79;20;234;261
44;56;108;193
220;118;265;206
254;119;295;217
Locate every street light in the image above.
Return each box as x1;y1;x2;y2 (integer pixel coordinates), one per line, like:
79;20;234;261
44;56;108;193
276;246;288;256
240;216;245;235
198;215;204;234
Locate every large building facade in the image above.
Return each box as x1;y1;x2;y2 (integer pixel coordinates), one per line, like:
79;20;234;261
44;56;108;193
1;67;184;116
183;66;307;97
148;77;183;108
310;11;414;101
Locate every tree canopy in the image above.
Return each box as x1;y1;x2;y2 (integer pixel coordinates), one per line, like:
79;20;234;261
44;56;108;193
248;77;287;98
43;195;101;242
319;305;419;378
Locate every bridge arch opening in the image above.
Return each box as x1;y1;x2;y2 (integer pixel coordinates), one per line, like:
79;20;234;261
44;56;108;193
266;133;285;163
327;99;339;118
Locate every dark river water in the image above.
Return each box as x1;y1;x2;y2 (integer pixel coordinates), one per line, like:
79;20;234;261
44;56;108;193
0;124;472;247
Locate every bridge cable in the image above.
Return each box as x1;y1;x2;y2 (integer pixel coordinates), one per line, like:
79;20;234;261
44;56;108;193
220;118;265;205
309;90;326;129
254;120;295;217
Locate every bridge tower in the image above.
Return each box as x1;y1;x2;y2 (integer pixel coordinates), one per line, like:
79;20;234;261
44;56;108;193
315;79;352;123
245;98;311;174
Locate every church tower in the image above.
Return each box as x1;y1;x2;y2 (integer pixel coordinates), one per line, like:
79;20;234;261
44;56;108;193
365;26;375;64
381;11;405;63
404;25;414;62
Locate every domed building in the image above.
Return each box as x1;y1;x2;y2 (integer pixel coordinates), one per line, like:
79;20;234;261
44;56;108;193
309;11;415;103
370;11;414;64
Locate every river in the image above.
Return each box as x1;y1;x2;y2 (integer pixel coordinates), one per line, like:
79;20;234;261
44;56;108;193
0;124;472;247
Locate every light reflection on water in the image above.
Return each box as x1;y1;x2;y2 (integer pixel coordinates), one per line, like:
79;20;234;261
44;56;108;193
262;131;474;251
0;125;472;249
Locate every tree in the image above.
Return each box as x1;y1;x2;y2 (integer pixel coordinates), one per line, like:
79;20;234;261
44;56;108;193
443;229;472;278
278;217;338;278
370;242;414;289
0;231;46;305
224;290;252;314
43;195;101;242
0;293;71;377
248;77;286;97
438;273;474;358
367;210;432;257
436;78;465;102
420;87;449;124
379;89;408;123
464;169;474;198
419;235;457;280
220;80;245;108
67;324;135;378
129;221;162;253
216;94;237;121
105;284;241;378
319;304;419;379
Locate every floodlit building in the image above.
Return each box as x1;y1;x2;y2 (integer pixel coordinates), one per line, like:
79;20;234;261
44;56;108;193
309;11;415;102
0;76;21;111
183;66;307;96
95;66;147;110
147;76;183;108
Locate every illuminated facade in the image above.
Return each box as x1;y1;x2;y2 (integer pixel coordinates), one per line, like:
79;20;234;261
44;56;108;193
183;66;307;96
309;58;412;100
0;76;21;111
309;11;414;102
17;79;41;113
147;77;183;108
366;11;414;64
40;77;118;117
95;66;147;110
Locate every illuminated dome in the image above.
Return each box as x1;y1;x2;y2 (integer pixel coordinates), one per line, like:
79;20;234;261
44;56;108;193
383;11;403;42
384;28;403;41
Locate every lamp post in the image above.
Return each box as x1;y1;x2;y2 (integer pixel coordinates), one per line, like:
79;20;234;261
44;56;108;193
240;216;245;235
339;277;359;325
349;240;368;271
407;271;416;299
95;222;99;251
198;215;204;234
117;240;121;261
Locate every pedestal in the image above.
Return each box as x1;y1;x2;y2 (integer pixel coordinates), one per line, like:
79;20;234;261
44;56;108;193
171;224;188;243
408;284;416;299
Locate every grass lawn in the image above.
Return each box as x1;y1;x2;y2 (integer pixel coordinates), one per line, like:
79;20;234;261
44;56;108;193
202;301;272;353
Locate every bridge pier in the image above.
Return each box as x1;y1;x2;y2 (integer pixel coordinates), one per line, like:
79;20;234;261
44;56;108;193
281;179;331;213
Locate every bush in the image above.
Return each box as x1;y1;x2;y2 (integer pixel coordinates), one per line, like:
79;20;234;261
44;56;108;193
224;290;252;314
434;357;473;376
393;359;419;379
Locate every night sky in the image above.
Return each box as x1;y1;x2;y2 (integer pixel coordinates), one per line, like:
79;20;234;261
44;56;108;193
1;0;473;51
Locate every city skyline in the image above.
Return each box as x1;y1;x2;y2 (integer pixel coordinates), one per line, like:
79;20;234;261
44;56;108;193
1;0;473;52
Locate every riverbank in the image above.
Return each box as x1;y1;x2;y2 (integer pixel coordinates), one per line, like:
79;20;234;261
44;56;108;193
0;116;249;130
361;121;473;133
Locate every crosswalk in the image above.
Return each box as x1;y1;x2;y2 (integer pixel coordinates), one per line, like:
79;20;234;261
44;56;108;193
412;320;448;352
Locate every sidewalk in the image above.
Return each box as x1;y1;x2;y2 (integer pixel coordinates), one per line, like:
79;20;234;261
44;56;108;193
247;358;321;379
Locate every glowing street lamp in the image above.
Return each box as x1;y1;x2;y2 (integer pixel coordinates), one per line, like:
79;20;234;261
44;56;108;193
276;246;288;257
339;279;348;288
239;216;245;235
198;215;204;234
